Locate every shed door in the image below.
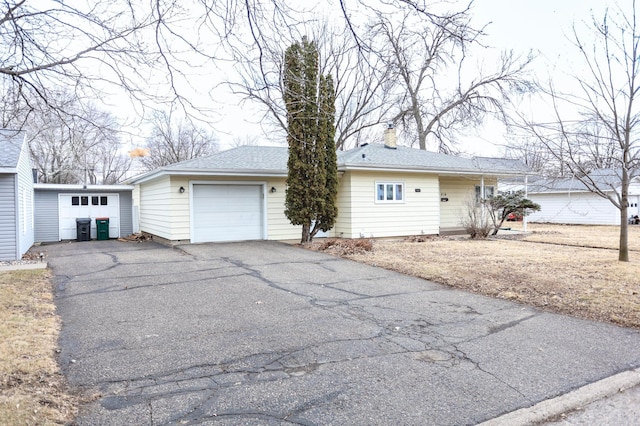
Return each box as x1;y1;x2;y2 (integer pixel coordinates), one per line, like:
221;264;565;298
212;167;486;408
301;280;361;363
58;194;120;240
192;184;264;243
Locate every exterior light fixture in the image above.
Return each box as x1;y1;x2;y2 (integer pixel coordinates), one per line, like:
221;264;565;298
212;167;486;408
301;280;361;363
179;186;185;193
270;187;277;193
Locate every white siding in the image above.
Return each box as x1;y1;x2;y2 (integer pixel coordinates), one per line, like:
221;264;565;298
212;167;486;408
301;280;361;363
528;192;620;225
339;171;440;238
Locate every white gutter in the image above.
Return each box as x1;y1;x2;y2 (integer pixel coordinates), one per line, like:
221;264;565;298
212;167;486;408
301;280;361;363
129;169;289;185
341;164;528;177
34;183;135;191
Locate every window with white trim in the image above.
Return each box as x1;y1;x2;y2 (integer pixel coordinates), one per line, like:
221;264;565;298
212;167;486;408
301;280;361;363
376;182;404;202
475;185;495;201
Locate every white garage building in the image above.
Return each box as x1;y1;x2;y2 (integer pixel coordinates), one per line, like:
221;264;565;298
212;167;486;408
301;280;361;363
526;172;640;225
34;184;134;242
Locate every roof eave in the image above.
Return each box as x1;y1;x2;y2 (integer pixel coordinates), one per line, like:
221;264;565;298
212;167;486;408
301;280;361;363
129;168;289;184
340;163;529;176
33;183;135;191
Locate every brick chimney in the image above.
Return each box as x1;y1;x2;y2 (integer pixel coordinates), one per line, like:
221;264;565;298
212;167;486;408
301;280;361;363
384;123;397;149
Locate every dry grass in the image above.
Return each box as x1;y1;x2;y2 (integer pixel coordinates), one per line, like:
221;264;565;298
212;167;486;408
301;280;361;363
0;269;78;425
313;224;640;329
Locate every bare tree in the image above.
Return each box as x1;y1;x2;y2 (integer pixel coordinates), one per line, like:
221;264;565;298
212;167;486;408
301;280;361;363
502;134;556;176
228;19;395;150
515;2;640;261
370;9;534;153
140;109;219;170
0;1;229;128
27;99;130;184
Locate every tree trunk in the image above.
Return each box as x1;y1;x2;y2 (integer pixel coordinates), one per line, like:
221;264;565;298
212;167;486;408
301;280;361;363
619;169;630;261
301;222;311;245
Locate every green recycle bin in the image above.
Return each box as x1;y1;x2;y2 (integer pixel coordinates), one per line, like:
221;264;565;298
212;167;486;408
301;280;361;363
96;217;110;241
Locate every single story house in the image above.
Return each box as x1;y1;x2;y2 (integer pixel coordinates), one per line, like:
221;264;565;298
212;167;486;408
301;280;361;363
128;133;530;244
524;171;640;226
34;184;135;242
0;130;35;261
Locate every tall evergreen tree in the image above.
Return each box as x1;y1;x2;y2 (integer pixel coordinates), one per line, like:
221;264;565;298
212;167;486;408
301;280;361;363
284;37;338;244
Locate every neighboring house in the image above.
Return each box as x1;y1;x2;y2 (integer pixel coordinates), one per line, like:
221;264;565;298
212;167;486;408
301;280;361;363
34;184;135;242
523;171;640;225
128;134;529;244
0;130;34;261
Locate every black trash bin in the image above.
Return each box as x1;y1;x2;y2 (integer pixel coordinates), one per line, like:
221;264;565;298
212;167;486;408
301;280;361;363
76;218;92;242
96;217;109;240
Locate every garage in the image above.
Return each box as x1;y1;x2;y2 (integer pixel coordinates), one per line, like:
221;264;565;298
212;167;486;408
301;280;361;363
58;194;121;240
33;184;134;242
191;183;265;243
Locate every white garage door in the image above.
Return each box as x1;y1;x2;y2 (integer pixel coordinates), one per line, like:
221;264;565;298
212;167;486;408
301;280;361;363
58;194;120;240
192;184;264;243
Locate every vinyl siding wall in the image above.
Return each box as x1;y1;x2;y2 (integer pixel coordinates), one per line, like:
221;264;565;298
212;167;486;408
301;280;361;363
139;176;304;242
138;175;174;240
34;189;133;242
333;173;352;237
528;192;620;225
119;191;133;236
34;190;58;242
439;176;494;230
0;174;17;260
175;176;304;241
16;146;34;255
338;171;440;238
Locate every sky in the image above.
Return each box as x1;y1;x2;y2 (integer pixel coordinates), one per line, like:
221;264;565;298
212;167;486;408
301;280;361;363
119;0;617;157
440;0;612;157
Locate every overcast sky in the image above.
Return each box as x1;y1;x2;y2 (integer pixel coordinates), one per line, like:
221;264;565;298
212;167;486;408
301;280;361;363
123;0;618;157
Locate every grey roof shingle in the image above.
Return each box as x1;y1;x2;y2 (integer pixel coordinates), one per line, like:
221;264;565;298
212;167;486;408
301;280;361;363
164;146;289;172
529;169;624;193
338;144;530;174
130;143;530;182
0;129;25;170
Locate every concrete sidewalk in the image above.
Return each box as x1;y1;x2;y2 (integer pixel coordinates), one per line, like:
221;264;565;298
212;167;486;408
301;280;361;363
45;240;640;425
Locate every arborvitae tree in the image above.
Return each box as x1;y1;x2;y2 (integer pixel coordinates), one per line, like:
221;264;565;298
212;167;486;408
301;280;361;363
284;37;338;244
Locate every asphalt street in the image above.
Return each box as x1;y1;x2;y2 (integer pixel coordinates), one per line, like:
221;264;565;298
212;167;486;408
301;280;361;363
46;240;640;425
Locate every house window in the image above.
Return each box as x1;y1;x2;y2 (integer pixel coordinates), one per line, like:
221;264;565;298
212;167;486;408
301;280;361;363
92;196;99;205
376;182;404;203
71;196;79;206
81;196;88;205
100;196;108;205
475;185;495;201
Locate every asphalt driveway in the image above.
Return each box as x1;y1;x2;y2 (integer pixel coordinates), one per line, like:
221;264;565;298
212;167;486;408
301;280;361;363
47;240;640;425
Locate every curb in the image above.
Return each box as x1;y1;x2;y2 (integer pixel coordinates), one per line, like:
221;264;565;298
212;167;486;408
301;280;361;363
479;367;640;425
0;262;48;272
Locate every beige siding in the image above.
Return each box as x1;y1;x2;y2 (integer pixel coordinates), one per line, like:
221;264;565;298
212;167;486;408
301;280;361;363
439;176;497;230
155;176;303;242
265;179;305;240
341;171;440;238
167;176;192;240
334;173;352;237
138;176;173;240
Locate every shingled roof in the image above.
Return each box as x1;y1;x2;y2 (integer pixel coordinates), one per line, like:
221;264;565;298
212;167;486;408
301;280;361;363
0;129;26;171
129;143;529;183
528;169;628;193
